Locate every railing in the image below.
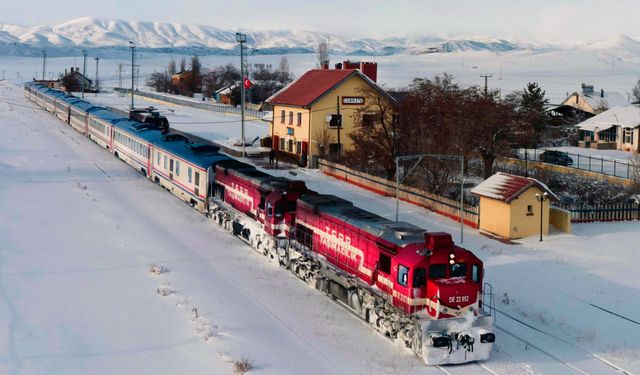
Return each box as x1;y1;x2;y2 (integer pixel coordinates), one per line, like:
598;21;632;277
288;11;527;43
514;148;639;180
555;202;640;223
317;159;480;228
113;88;267;119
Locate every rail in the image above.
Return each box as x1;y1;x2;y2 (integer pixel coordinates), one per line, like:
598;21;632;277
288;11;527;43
514;148;639;180
113;87;267;119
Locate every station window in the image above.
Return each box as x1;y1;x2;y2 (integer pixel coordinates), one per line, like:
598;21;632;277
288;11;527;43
527;205;534;216
397;264;409;287
296;141;301;154
280;110;285;123
297;112;302;126
280;138;285;150
288;111;293;124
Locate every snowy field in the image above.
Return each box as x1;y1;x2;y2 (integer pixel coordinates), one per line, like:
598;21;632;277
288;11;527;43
2;79;640;375
3;44;640;103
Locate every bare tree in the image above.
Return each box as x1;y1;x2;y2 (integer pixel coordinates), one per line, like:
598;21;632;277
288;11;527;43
168;58;177;76
633;80;640;105
278;56;291;83
179;57;187;72
317;38;330;67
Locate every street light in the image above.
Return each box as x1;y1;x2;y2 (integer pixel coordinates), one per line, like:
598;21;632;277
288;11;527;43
535;192;549;242
236;32;247;157
129;41;135;110
81;49;87;98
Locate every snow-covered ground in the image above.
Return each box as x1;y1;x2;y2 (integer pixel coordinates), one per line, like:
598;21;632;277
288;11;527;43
2;81;640;374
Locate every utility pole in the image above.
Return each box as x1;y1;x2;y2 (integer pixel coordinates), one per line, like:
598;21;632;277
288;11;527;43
42;50;47;81
129;41;135;109
480;74;492;97
1;70;4;80
81;49;87;98
94;57;100;94
336;95;341;160
236;33;247;157
117;64;124;88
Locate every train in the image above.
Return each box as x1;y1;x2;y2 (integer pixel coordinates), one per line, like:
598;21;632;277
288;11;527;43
24;82;495;365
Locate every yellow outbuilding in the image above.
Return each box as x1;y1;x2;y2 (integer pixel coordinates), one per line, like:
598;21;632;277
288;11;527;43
471;172;559;240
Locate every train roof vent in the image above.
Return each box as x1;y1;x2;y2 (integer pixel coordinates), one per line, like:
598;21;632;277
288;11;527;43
189;144;220;154
425;232;454;252
163;133;189;142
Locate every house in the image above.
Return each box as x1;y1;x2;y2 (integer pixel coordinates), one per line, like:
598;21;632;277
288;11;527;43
171;70;201;94
265;61;395;166
471;172;559;240
214;84;237;105
575;106;640;152
61;67;92;92
560;84;629;115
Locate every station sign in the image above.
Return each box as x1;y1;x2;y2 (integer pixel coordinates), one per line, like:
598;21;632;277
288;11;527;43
342;96;365;105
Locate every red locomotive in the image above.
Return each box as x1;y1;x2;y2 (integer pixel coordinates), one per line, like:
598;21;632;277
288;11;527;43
209;162;495;365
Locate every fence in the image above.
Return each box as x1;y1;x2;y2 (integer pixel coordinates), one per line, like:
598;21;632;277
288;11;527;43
317;159;480;228
555;202;640;223
113;88;267;119
514;148;639;180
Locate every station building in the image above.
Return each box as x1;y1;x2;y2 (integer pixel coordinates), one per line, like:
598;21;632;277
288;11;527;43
266;61;396;166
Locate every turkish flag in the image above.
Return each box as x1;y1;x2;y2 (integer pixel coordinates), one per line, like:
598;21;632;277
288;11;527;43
243;77;252;89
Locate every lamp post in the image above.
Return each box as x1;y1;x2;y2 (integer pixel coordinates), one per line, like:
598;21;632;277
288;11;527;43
81;49;87;98
129;41;135;110
535;192;549;242
94;57;100;94
236;32;247;157
42;50;46;81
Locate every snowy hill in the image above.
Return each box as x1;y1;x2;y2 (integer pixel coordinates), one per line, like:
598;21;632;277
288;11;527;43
0;17;526;56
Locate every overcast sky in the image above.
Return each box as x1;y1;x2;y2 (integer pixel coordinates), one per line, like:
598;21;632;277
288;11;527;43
2;0;639;43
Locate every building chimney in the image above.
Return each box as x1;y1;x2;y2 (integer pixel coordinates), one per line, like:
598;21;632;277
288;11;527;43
334;62;342;70
359;62;378;83
70;67;74;73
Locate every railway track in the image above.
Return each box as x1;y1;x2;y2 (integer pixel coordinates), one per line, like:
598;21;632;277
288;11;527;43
494;306;633;375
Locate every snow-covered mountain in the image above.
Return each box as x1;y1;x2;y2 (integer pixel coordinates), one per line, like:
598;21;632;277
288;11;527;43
0;17;527;56
2;17;640;58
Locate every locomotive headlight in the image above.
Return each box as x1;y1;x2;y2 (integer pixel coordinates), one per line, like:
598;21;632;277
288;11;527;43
449;259;455;265
449;253;455;259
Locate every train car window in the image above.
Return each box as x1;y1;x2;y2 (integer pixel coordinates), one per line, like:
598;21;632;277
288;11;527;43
170;159;174;172
413;268;426;288
274;204;284;218
156;152;161;166
472;265;480;283
195;172;200;186
176;161;180;176
267;202;273;217
163;155;167;169
397;265;409;287
429;264;446;279
188;167;192;183
451;263;467;278
378;253;391;274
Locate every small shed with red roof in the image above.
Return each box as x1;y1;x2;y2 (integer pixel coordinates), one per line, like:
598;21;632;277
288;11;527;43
471;172;559;239
265;61;395;166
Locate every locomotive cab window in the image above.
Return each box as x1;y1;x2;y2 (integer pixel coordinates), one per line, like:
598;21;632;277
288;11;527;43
429;264;446;279
413;268;426;288
472;264;480;283
450;263;467;278
378;253;391;274
274;203;284;218
397;265;409;287
267;202;273;217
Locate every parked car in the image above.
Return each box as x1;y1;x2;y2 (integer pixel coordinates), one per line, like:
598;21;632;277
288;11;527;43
538;150;574;166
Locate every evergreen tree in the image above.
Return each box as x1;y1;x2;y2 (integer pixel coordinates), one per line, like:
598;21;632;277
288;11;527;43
520;82;549;145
